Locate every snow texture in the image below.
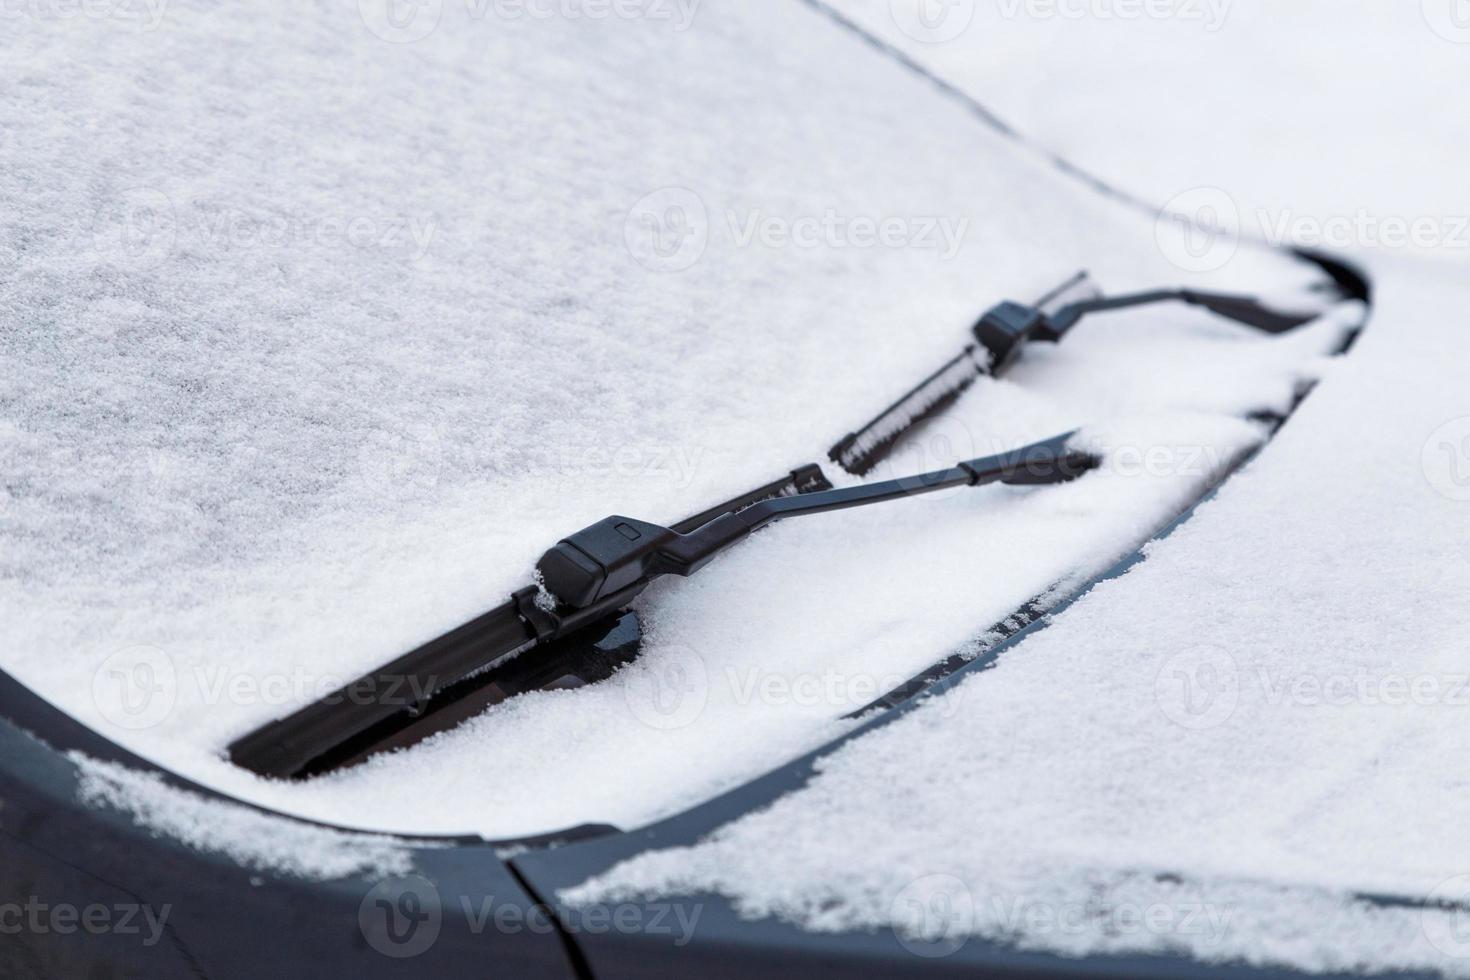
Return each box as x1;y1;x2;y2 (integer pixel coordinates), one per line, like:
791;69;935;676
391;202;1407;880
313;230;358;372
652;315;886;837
2;0;1338;842
563;9;1470;974
71;752;421;880
827;0;1470;254
565;259;1470;975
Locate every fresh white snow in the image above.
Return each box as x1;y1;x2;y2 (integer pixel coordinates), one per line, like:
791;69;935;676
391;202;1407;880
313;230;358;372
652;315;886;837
0;0;1342;844
828;0;1470;255
71;752;423;880
558;4;1470;976
567;257;1470;976
12;2;1464;975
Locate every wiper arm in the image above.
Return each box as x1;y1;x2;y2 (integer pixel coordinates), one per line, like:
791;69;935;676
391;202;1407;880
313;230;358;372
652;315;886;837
228;434;1095;780
540;432;1095;610
830;273;1322;475
1042;286;1317;340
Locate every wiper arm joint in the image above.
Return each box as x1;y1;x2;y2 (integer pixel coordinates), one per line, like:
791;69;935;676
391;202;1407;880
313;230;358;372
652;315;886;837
539;433;1098;611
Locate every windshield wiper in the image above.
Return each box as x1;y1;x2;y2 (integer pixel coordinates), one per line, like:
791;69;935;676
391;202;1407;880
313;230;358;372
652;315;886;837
228;433;1096;780
828;273;1321;475
227;464;832;780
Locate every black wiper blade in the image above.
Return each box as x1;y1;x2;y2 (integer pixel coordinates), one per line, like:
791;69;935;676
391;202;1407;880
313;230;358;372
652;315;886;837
229;436;1095;780
285;611;644;780
829;273;1323;476
828;272;1099;476
228;464;833;780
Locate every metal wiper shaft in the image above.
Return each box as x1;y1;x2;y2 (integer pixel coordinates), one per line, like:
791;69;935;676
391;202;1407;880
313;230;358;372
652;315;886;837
538;432;1097;611
1046;288;1316;336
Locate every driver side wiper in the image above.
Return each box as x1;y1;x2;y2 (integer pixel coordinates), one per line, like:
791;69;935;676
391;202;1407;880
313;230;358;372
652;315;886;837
228;433;1097;780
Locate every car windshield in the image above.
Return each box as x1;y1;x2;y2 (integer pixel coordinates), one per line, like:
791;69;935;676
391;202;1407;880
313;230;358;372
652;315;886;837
2;2;1351;842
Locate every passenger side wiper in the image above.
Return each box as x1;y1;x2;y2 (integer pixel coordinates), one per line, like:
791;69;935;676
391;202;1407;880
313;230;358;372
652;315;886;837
228;433;1097;780
829;273;1320;475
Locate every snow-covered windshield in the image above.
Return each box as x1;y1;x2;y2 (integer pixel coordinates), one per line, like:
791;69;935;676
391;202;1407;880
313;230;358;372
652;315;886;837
1;1;1342;839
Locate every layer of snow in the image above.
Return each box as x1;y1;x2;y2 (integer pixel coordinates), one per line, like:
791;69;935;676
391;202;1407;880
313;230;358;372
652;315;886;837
560;9;1470;974
2;1;1336;839
71;753;422;880
565;257;1470;975
569;854;1470;974
826;0;1470;256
